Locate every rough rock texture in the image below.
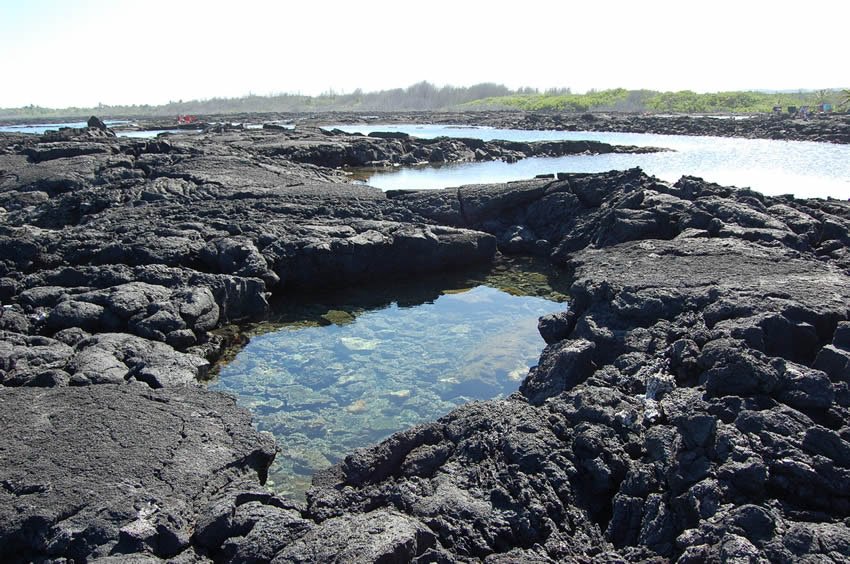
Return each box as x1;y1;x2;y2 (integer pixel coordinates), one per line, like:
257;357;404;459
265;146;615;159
0;125;500;562
0;383;274;562
314;110;850;144
249;126;664;168
290;170;850;562
1;120;850;562
0;126;497;376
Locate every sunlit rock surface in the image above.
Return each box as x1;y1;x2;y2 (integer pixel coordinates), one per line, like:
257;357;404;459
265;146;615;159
0;121;849;562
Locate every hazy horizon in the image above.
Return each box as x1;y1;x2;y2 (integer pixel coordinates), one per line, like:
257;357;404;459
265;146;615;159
2;0;846;108
2;82;848;112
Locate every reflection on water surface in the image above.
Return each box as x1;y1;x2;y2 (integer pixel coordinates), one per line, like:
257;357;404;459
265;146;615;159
332;124;850;199
209;258;566;500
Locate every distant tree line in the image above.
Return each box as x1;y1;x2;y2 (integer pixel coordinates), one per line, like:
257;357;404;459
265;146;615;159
1;83;847;120
469;88;850;114
0;82;516;120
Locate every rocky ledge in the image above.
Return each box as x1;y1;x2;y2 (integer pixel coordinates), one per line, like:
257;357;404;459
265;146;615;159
0;123;849;562
116;123;664;168
311;110;850;145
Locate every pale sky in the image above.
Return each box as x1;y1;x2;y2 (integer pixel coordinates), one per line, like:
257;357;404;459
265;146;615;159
0;0;845;108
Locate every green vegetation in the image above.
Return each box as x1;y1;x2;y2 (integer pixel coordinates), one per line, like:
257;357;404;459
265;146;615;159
840;89;850;110
2;83;847;120
0;82;512;120
466;88;645;112
467;88;848;114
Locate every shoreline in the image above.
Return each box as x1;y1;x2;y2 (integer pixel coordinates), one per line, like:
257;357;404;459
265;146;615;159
3;109;849;145
0;117;849;561
307;110;850;145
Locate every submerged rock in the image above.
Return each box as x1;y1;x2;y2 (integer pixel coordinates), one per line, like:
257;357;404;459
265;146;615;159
1;120;849;562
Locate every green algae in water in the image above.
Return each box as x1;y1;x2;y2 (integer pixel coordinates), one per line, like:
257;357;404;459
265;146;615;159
209;258;566;501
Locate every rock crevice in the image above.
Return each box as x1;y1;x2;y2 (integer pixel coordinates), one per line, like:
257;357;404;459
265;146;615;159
0;122;849;562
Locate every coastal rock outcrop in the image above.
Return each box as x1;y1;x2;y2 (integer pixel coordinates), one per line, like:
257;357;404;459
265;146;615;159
0;383;275;562
293;192;850;562
1;121;849;562
317;110;850;144
253;127;664;168
0;124;503;561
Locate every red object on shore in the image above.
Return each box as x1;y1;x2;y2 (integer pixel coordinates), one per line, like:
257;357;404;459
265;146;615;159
177;115;197;125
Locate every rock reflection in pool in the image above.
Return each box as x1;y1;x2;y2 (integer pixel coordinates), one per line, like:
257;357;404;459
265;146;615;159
210;283;561;500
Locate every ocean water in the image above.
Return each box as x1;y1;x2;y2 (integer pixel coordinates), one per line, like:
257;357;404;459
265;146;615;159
0;120;129;134
0;121;284;138
330;124;850;200
116;129;192;138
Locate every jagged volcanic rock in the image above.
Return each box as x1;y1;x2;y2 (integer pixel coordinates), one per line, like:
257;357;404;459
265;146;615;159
0;121;849;562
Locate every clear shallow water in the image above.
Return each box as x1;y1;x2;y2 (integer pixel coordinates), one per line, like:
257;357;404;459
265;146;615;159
331;124;850;199
210;261;565;500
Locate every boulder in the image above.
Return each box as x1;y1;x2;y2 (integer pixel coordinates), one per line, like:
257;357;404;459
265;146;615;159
520;338;596;404
87;116;108;130
67;333;209;387
537;310;577;345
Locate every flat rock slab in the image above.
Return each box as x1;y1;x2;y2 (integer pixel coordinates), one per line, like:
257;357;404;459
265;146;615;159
0;383;274;562
571;237;850;319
